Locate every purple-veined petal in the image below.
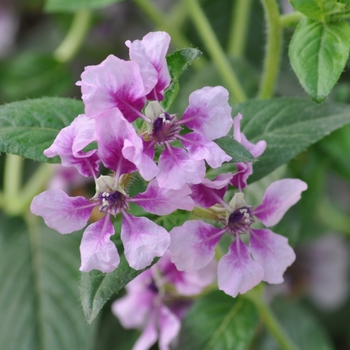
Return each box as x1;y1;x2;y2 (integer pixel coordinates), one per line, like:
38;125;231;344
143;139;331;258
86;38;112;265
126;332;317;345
181;132;231;168
158;305;181;350
133;309;158;350
121;214;170;270
95;108;138;176
230;162;252;190
30;189;94;234
190;173;232;208
44;114;99;177
126;31;171;101
181;86;232;140
77;55;146;122
218;236;264;297
169;220;224;271
79;215;120;273
254;179;308;227
157;146;206;190
131;179;194;215
249;228;295;284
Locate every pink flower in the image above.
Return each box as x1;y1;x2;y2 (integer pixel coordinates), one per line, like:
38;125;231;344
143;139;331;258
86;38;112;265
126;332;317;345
44;114;100;178
112;251;216;350
230;113;267;190
169;178;307;297
77;31;171;121
31;175;194;273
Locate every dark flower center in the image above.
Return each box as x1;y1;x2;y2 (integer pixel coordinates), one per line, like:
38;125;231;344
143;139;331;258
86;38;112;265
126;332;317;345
151;112;182;144
97;190;128;216
227;206;254;235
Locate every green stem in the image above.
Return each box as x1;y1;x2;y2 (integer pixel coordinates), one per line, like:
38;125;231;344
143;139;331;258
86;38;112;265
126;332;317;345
280;12;304;27
17;164;55;215
132;0;192;50
317;199;350;236
245;286;299;350
258;0;282;99
54;9;91;63
184;0;247;102
227;0;253;57
3;154;23;215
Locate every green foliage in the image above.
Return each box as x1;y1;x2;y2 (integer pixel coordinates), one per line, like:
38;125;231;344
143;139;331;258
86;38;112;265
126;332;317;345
0;215;97;349
290;0;348;20
45;0;124;12
177;291;259;350
0;98;83;163
289;18;350;103
232;98;350;182
161;48;202;111
0;53;72;102
80;254;155;324
256;299;334;350
215;137;255;163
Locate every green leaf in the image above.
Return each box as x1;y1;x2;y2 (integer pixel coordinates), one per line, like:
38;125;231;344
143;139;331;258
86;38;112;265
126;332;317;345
289;18;350;103
45;0;123;12
80;255;155;323
231;98;350;183
0;52;72;102
290;0;346;19
0;97;83;163
177;291;259;350
214;137;255;163
0;215;97;349
256;299;334;350
161;48;202;110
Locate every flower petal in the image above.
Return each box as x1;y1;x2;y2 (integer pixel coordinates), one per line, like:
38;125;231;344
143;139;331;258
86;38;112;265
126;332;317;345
218;237;264;297
79;215;120;273
158;305;181;350
157;146;206;190
132;179;194;215
169;220;224;271
133;309;158;350
181;132;231;168
126;31;171;101
181;86;232;140
254;179;308;227
44;114;99;177
121;214;170;270
77;55;146;121
30;189;93;234
230;162;252;190
249;229;296;284
190;173;232;208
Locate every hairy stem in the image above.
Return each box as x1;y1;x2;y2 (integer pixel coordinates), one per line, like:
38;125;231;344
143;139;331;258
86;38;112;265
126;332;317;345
184;0;247;102
280;12;304;27
54;9;91;63
227;0;253;57
258;0;282;99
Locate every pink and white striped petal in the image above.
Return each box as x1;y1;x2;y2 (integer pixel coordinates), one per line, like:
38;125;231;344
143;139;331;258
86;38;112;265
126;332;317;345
79;215;120;273
181;86;232;140
169;220;224;271
253;179;308;227
126;31;171;101
157;146;206;190
181;132;231;168
77;55;146;122
30;189;94;234
249;229;296;284
132;179;194;215
218;237;264;297
121;214;170;270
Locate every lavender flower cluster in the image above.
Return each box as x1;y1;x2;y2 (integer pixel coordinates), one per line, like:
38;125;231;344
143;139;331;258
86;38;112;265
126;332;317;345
30;31;307;349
